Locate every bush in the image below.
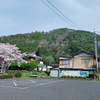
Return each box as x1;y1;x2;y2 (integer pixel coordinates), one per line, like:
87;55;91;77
69;76;72;78
61;75;66;78
45;71;50;76
37;71;49;77
20;60;38;71
82;77;87;79
9;60;38;71
79;76;83;79
76;76;80;78
72;76;75;78
0;74;13;79
93;72;99;79
66;76;68;78
15;72;22;77
9;62;19;70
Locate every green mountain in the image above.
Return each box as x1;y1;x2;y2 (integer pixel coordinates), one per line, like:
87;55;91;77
0;28;100;65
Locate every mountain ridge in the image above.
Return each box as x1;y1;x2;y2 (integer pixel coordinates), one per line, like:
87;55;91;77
0;28;100;65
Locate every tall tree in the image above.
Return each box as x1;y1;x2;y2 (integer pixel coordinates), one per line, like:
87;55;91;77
0;43;27;73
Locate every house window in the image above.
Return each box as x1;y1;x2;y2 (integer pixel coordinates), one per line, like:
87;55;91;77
63;59;70;64
81;58;90;63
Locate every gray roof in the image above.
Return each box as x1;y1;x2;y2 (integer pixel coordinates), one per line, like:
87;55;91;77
59;55;72;58
28;53;42;59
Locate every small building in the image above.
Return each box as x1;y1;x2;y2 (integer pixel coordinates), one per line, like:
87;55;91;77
50;68;59;77
28;52;43;71
50;51;98;77
50;64;59;77
28;53;42;62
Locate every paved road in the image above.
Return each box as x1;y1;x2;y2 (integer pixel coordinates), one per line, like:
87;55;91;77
0;78;100;100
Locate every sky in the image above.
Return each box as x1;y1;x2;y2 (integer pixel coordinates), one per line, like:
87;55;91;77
0;0;100;36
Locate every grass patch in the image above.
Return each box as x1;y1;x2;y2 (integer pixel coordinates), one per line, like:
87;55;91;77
9;70;33;78
37;71;50;78
20;72;33;79
8;70;50;79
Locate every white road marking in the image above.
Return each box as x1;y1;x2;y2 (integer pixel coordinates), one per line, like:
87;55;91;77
27;80;64;89
0;79;64;90
29;80;36;83
13;82;17;87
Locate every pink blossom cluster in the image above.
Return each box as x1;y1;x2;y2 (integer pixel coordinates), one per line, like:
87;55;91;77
0;43;27;67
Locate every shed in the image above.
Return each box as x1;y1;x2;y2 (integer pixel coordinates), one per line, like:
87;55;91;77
50;68;59;77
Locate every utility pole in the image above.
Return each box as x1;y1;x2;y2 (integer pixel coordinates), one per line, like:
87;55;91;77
94;30;99;73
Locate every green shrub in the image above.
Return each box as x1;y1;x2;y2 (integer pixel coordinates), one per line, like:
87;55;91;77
15;72;22;77
45;71;50;76
20;60;38;71
62;75;66;78
82;77;87;79
0;74;13;79
69;76;72;78
10;60;38;71
93;72;99;79
66;76;68;78
79;76;83;79
76;76;79;78
72;76;75;78
33;71;38;75
20;63;27;70
9;62;19;70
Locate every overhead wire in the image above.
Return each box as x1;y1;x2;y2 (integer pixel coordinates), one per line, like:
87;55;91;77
41;0;81;29
41;0;94;41
46;0;81;30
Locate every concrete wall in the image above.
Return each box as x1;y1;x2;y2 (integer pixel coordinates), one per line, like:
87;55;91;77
50;70;59;77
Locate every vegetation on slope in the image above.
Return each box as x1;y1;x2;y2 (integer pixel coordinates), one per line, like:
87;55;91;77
0;28;100;65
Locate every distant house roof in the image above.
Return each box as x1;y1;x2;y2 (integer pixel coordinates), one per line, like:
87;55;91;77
74;50;94;58
59;51;94;59
28;53;42;59
59;55;72;58
74;50;93;56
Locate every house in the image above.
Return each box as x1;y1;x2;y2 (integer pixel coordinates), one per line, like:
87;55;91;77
59;51;96;69
28;53;42;62
50;51;98;77
28;53;44;71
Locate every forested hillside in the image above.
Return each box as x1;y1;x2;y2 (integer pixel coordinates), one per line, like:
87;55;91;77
0;28;100;65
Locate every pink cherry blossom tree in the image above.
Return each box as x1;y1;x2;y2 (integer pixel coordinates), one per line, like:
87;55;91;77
0;43;27;73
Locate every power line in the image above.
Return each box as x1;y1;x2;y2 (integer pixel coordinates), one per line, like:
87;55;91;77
41;0;76;28
41;0;81;29
46;0;81;30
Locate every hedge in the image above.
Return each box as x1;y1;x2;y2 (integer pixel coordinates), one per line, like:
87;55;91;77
15;72;22;77
61;75;87;79
0;74;13;79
